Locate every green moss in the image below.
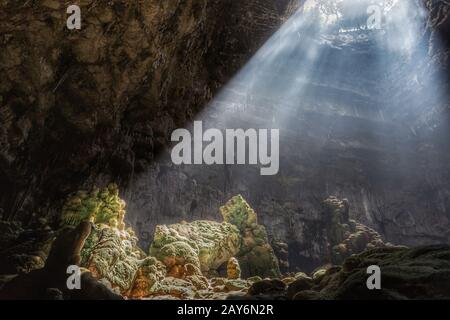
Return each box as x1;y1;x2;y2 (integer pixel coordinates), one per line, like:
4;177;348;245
80;224;144;293
220;195;257;232
150;221;241;273
61;183;126;229
220;195;280;278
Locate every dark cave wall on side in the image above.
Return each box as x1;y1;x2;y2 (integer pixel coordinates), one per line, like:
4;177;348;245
0;0;297;222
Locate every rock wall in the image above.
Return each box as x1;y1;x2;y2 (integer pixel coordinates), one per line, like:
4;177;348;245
0;0;297;222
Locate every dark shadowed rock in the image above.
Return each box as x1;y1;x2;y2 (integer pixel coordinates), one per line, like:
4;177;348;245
0;222;122;300
247;279;286;297
287;276;314;299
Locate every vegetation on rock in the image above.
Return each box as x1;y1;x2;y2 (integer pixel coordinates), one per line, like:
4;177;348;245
61;184;126;229
2;185;449;301
220;195;281;278
150;220;241;273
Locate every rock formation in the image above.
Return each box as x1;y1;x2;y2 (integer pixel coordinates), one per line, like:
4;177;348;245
150;220;241;275
245;245;450;300
227;257;241;280
1;184;450;301
220;195;281;278
323;196;391;264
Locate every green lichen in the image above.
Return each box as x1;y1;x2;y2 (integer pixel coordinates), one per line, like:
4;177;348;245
61;183;126;229
150;220;241;273
80;224;144;293
219;195;281;278
220;195;257;232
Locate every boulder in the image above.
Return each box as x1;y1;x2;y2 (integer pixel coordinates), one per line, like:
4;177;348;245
150;220;241;273
247;279;286;296
287;276;314;299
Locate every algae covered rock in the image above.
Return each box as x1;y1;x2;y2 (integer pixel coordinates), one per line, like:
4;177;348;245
150;277;197;299
150;220;241;274
220;195;281;278
61;184;126;229
80;223;145;294
129;257;167;298
220;195;258;232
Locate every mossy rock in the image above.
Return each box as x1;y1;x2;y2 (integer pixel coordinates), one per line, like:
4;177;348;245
129;257;167;298
150;220;241;273
80;224;144;294
61;184;126;229
220;195;281;278
319;245;450;300
220;195;257;232
152;241;201;269
238;244;281;278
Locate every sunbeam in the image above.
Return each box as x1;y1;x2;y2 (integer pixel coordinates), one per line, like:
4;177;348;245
127;0;449;266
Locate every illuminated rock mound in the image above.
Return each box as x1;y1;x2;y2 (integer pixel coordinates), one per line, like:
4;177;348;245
150;195;281;279
150;220;241;274
56;189;273;299
62;184;126;229
220;195;281;278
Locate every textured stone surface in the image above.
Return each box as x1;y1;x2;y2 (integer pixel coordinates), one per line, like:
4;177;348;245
0;222;123;300
241;245;450;300
227;257;241;280
220;195;281;278
80;224;144;294
293;245;450;300
0;220;55;274
62;183;126;228
322;196;392;264
150;219;241;273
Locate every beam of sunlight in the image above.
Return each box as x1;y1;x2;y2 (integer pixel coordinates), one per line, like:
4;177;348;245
127;0;449;246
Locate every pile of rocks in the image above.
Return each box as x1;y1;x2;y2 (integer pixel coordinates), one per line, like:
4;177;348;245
243;245;450;300
0;189;277;300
